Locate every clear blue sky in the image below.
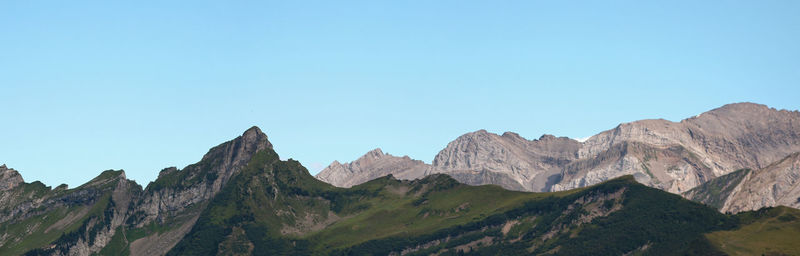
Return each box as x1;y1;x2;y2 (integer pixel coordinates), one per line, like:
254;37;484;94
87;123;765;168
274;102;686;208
1;1;798;188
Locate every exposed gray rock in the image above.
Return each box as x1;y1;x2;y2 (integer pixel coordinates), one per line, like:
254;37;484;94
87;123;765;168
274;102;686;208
557;102;800;193
0;164;23;191
136;126;272;225
316;148;429;188
0;169;139;256
430;131;580;192
0;126;275;255
317;103;800;197
721;153;800;213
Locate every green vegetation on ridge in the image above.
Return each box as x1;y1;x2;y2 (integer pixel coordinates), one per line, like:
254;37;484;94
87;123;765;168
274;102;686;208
6;144;800;255
706;206;800;255
166;147;749;255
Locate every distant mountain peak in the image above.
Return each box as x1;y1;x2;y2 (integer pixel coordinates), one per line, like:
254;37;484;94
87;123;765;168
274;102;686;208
716;102;769;111
365;148;385;158
318;102;800;197
316;147;429;188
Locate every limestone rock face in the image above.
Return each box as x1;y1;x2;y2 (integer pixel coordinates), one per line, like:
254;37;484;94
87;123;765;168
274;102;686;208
430;131;580;191
553;142;716;193
557;102;800;193
316;132;581;191
316;148;429;188
317;103;800;197
721;153;800;213
135;126;273;226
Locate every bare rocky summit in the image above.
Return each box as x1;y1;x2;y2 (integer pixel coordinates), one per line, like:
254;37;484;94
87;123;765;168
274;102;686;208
0;164;24;191
316;148;429;188
429;131;581;191
315;132;582;191
317;103;800;202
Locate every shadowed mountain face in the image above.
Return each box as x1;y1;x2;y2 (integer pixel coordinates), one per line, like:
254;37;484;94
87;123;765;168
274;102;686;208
685;152;800;213
2;126;800;255
317;103;800;198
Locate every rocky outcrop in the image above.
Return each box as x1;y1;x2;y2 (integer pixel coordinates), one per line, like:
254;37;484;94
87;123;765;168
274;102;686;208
135;126;272;224
683;153;800;213
0;164;23;191
317;103;800;196
317;131;582;192
561;103;800;192
721;153;800;213
430;131;580;191
0;169;141;256
316;148;429;188
0;126;275;255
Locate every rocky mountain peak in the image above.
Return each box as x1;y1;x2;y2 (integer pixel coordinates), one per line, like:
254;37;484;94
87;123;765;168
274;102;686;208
201;126;272;162
319;103;800;196
502;131;523;139
473;129;489;134
84;170;129;187
538;134;555;140
708;102;770;115
364;148;385;159
242;126;272;149
135;127;277;231
453;129;492;142
316;148;429;188
158;167;179;179
0;164;24;191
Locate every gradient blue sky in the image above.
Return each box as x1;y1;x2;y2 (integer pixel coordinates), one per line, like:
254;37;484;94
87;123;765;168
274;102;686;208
1;1;798;187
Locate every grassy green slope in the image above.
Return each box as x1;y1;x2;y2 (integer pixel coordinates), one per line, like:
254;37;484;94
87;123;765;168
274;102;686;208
706;206;800;256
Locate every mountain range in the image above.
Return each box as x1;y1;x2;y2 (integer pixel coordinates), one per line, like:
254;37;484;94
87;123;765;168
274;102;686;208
316;102;800;213
1;103;799;255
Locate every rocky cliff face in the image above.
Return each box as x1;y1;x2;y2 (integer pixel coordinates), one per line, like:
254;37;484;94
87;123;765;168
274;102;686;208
317;103;800;197
315;148;429;188
315;131;582;191
0;165;24;191
430;131;580;191
684;153;800;213
125;126;273;256
135;126;272;225
0;169;140;256
722;153;800;213
3;123;800;254
0;126;274;256
688;153;800;213
561;103;800;192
